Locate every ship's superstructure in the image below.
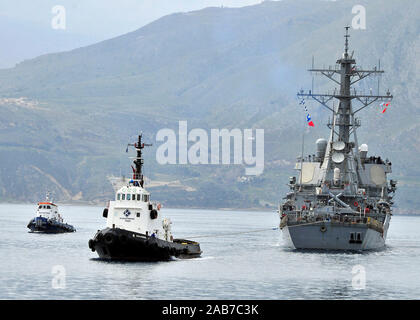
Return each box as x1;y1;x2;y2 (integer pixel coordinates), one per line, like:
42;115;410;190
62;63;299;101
279;28;396;250
89;133;201;261
27;192;76;233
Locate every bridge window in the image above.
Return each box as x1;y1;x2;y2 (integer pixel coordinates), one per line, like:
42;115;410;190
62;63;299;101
122;194;125;200
132;194;136;201
127;194;131;200
143;195;149;202
137;194;141;201
46;206;51;209
136;212;140;217
117;193;121;200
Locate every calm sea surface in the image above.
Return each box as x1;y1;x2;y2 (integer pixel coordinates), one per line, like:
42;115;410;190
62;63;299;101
0;203;419;300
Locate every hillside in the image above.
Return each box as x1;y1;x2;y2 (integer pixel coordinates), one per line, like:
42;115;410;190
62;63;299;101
0;0;419;212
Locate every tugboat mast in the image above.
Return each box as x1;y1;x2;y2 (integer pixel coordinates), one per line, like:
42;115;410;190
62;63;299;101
297;26;393;187
127;133;152;187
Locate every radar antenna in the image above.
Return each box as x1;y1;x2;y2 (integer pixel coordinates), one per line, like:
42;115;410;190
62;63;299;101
298;26;392;142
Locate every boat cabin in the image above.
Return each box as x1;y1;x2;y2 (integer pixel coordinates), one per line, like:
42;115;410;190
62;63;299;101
105;181;172;241
37;202;62;222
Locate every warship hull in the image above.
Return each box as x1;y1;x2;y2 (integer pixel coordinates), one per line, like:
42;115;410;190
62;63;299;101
282;222;388;251
89;228;202;261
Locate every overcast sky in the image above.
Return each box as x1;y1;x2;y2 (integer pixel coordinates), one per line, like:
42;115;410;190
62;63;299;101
0;0;265;40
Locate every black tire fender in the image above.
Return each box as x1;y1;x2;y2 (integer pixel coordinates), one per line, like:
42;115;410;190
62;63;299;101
88;239;95;251
150;209;158;219
104;234;114;245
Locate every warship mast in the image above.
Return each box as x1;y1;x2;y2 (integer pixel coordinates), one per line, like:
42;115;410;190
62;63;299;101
297;26;392;189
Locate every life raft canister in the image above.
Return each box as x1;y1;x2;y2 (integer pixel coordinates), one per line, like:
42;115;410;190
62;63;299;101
88;239;95;251
354;201;359;207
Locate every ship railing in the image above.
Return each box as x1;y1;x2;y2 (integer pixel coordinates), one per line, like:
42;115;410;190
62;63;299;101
286;211;383;228
282;211;384;233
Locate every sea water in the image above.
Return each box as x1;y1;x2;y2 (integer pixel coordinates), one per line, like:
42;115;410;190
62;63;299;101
0;203;419;299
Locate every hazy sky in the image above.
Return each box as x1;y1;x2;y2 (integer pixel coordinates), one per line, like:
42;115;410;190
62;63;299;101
0;0;265;39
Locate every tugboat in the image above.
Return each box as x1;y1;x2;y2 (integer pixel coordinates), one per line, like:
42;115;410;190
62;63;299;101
278;27;396;250
27;192;76;233
88;133;202;261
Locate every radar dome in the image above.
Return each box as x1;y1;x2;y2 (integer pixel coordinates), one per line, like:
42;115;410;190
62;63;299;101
359;144;368;159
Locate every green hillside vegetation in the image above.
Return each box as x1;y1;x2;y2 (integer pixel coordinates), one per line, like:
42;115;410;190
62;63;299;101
0;0;419;212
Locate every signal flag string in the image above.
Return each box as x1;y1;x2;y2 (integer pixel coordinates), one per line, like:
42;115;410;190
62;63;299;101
299;98;315;127
380;101;391;113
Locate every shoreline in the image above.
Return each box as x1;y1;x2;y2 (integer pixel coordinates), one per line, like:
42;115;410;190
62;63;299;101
0;201;275;212
1;201;419;215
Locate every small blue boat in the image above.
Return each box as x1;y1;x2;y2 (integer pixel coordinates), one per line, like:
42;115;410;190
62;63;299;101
27;193;76;233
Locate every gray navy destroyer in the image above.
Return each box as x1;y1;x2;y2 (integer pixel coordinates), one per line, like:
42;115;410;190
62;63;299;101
279;27;397;251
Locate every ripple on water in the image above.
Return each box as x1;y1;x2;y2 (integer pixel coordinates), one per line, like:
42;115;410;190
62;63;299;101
1;204;419;299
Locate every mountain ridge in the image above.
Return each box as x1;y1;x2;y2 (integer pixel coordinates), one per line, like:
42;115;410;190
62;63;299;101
0;0;419;212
